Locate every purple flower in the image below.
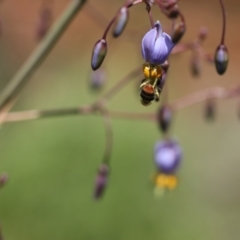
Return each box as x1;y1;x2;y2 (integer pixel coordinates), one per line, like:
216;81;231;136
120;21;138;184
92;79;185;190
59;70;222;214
142;21;174;64
154;139;182;174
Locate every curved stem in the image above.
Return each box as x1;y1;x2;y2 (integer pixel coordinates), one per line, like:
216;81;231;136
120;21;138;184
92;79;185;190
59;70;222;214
219;0;226;44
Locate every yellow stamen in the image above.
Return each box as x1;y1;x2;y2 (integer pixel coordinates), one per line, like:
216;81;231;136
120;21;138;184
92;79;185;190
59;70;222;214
155;174;178;190
143;63;162;79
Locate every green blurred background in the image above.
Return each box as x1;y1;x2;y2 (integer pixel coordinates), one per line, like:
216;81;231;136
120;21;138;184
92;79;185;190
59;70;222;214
0;0;240;239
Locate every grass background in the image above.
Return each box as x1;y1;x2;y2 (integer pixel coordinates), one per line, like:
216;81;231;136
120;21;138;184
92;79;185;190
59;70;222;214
0;0;240;239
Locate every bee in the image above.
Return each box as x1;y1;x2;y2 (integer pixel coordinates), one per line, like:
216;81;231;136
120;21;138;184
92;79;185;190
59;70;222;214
139;63;163;106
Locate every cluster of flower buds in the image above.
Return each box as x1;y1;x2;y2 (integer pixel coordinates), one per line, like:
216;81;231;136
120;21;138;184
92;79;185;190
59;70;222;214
91;3;129;71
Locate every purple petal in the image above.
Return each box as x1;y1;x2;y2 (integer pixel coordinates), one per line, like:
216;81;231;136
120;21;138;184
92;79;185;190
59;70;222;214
141;27;157;62
141;21;175;64
150;33;174;64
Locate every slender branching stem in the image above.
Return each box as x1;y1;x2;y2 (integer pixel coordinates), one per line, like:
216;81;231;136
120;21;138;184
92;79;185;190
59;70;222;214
99;66;142;101
0;0;87;117
2;85;240;124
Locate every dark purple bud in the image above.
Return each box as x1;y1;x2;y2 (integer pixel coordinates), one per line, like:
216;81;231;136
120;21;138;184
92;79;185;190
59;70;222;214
154;139;182;174
89;69;106;90
205;99;215;121
214;44;228;75
164;5;179;19
0;173;8;188
91;39;108;71
93;164;109;200
190;54;201;77
157;105;172;133
112;7;129;38
172;21;185;44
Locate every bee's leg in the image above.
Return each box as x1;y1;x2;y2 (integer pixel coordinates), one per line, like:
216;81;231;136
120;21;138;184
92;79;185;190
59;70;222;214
152;77;159;89
139;79;150;89
154;88;160;102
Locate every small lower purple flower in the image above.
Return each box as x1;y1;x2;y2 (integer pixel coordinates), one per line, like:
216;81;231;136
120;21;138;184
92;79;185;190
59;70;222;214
154;139;182;174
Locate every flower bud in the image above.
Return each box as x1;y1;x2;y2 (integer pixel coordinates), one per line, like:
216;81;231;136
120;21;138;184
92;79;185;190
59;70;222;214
91;39;108;71
157;105;172;133
154;139;182;174
214;44;228;75
93;164;109;200
172;21;185;44
164;5;179;19
112;7;129;38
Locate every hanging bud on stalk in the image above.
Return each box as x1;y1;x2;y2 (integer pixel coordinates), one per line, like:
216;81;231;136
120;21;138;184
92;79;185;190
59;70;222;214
91;39;108;71
157;105;172;133
112;7;129;38
172;21;185;44
93;164;109;200
214;44;228;75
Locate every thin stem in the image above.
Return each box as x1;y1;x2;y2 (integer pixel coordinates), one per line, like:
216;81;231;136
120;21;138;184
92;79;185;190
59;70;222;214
3;85;240;124
0;0;86;115
99;66;141;101
170;86;232;111
143;0;154;28
99;107;113;165
3;106;93;123
219;0;226;44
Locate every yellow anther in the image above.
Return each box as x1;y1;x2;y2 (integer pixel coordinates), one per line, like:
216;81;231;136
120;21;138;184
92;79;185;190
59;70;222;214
143;63;151;78
167;175;177;190
155;174;178;190
142;63;162;79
